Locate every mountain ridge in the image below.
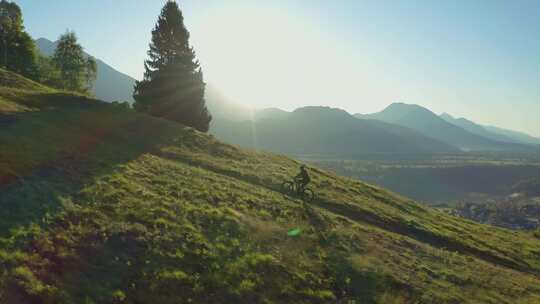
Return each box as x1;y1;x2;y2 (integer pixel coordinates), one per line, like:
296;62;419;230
440;112;540;146
485;125;540;145
357;102;536;152
440;112;523;143
211;105;458;157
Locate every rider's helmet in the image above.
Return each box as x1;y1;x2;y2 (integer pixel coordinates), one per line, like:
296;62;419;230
300;164;306;170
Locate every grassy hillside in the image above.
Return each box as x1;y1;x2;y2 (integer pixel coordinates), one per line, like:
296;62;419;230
1;69;540;303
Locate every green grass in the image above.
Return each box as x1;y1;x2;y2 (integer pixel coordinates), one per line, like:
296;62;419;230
1;68;540;303
0;68;50;93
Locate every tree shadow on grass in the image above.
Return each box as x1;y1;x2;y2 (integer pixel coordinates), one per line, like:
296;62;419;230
0;93;184;236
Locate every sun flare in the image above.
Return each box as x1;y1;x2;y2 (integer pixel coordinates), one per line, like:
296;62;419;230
191;4;361;110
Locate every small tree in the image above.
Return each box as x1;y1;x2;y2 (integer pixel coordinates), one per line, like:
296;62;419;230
35;53;62;88
85;56;97;90
52;31;96;93
0;0;37;79
134;0;212;132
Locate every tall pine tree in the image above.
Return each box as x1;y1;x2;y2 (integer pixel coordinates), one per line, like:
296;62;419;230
134;1;211;132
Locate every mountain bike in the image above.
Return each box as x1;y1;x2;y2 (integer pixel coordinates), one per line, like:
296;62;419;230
281;179;315;202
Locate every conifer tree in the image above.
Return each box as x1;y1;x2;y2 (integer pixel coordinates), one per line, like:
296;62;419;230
134;1;212;132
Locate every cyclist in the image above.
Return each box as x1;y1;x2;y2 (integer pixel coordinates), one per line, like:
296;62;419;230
294;165;311;193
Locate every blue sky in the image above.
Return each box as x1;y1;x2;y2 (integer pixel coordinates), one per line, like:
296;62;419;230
16;0;540;136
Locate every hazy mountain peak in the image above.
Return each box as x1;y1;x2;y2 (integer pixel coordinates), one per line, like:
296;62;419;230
440;112;454;120
360;102;537;151
441;112;540;145
262;107;287;112
386;102;415;108
253;107;290;121
292;106;352;119
35;37;53;44
367;103;443;129
484;125;540;145
293;106;350;117
34;37;57;57
384;102;437;116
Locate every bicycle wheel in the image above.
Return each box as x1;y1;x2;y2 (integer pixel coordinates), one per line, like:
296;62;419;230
302;188;315;202
281;181;295;194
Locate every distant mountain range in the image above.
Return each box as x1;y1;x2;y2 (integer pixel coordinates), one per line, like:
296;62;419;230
356;103;537;152
36;38;137;103
439;113;516;143
211;106;457;156
440;113;540;146
213;103;539;157
36;37;539;155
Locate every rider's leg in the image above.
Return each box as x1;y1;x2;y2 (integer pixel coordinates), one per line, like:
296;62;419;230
299;181;307;193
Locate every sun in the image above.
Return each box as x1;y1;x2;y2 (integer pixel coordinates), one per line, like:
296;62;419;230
190;4;359;111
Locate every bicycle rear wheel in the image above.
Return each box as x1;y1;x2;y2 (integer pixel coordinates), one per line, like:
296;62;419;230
281;181;295;194
302;188;315;202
